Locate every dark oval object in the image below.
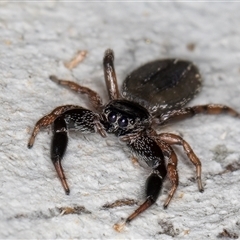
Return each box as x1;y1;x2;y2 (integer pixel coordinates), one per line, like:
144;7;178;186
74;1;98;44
107;111;117;123
122;59;202;115
118;116;128;128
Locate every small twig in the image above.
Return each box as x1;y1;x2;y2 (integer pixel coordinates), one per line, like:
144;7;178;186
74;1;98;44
64;50;88;69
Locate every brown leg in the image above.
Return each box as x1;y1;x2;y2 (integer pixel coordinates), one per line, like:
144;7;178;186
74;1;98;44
157;104;240;125
114;160;167;231
103;49;120;100
53;159;69;195
158;133;204;192
28;105;80;148
160;143;179;209
113;140;180;231
49;75;103;111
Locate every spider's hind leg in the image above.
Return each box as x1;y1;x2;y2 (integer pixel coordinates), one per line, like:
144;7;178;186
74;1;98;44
157;104;240;125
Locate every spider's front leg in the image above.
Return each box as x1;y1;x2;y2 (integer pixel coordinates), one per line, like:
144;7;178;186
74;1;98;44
28;106;107;194
49;75;103;111
114;133;178;231
28;105;79;148
51;115;69;194
115;130;201;231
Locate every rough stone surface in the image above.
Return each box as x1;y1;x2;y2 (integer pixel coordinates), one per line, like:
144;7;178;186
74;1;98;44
0;2;240;239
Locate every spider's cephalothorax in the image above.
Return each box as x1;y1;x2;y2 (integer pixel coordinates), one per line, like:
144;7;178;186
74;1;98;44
28;49;240;231
102;99;151;135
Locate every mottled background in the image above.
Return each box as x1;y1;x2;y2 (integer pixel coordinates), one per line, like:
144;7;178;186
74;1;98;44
0;2;240;239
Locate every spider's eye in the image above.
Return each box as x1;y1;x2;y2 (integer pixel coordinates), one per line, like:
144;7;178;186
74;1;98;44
118;116;128;128
107;111;117;123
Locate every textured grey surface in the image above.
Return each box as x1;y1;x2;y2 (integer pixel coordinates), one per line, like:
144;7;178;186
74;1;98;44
1;2;240;239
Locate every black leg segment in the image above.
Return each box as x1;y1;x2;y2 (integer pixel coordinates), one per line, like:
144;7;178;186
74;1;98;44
51;116;69;194
146;166;167;203
125;164;167;224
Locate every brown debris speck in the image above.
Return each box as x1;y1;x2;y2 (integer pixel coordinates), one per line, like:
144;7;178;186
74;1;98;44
186;43;196;51
57;206;91;215
158;219;180;237
217;229;238;239
64;50;88;70
220;162;240;175
102;198;138;209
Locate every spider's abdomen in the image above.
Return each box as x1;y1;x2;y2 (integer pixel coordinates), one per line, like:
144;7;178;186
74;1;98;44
122;59;201;115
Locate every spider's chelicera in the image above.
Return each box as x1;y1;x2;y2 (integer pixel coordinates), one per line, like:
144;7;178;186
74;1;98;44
28;49;239;230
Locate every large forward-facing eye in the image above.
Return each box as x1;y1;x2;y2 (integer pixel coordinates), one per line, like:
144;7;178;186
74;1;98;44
118;116;128;128
107;111;117;123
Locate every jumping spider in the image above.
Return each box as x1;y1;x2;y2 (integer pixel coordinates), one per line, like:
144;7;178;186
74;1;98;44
28;49;240;230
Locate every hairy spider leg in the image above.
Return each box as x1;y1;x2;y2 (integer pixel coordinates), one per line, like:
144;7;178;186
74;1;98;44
49;75;103;111
103;49;120;100
114;134;168;231
117;143;179;226
157;104;240;125
51;116;69;194
159;133;204;193
114;163;167;232
156;141;179;208
48;108;106;194
28;105;80;148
